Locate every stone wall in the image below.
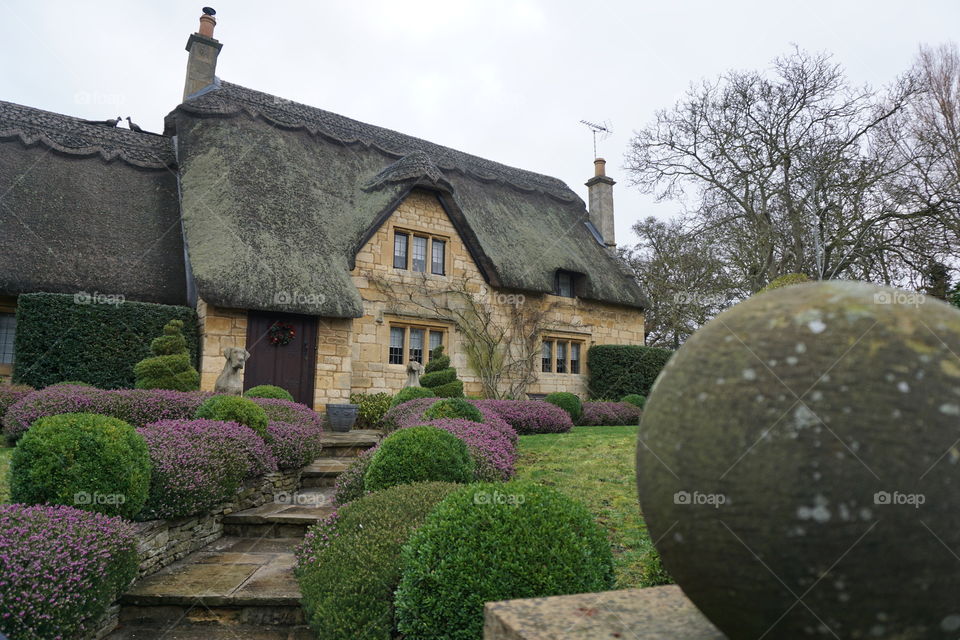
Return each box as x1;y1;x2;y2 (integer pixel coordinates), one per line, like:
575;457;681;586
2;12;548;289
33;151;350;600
196;297;248;392
131;468;300;578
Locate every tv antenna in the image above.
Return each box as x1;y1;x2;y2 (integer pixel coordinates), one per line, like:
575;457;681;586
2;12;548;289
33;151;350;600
580;119;612;158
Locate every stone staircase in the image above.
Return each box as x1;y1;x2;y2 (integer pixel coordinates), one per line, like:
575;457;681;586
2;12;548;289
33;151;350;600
106;430;381;639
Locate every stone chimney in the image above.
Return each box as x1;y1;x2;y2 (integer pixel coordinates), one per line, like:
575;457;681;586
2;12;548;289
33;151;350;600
182;8;222;101
586;158;616;247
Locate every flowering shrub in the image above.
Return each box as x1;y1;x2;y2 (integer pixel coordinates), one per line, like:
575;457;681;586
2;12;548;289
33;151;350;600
136;419;274;519
423;418;517;481
473;399;573;435
0;384;32;428
249;397;324;431
381;397;437;432
333;446;377;506
2;385;210;441
296;483;459;640
0;504;138;639
267;420;324;469
349;392;393;429
578;401;643;426
11;413;152;519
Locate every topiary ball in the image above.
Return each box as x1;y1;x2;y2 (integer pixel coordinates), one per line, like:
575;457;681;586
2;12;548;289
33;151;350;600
245;385;295;402
423;398;484;423
620;393;646;409
544;392;582;423
637;281;960;639
296;482;460;640
394;482;615;639
364;426;474;492
390;386;435;408
195;394;269;437
10;413;151;519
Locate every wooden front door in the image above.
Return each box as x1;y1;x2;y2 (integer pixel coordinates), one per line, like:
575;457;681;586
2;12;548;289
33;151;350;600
244;312;317;407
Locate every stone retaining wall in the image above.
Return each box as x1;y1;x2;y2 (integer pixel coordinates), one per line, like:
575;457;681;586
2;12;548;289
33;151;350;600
132;468;301;578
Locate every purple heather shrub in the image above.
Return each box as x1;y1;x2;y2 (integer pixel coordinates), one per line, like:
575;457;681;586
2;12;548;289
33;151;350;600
2;386;212;442
137;419;276;519
0;504;138;639
380;397;436;433
267;420;324;469
418;418;517;481
332;445;378;506
473;399;573;435
578;401;643;426
249;397;324;431
295;509;340;570
0;384;32;428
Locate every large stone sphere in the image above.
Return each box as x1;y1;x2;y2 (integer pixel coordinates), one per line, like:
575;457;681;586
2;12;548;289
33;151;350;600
637;281;960;639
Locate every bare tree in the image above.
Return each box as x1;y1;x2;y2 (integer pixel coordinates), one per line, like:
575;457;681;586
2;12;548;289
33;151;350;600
622;218;737;348
625;48;941;292
370;274;560;399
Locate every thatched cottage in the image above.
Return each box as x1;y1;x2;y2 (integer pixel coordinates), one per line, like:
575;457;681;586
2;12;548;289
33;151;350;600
0;11;645;407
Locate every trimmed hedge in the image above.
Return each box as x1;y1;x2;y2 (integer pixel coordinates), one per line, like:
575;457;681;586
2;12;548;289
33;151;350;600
423;398;484;423
296;482;460;640
11;413;152;519
245;385;295;401
544;392;582;423
12;292;199;390
195;395;269;437
621;394;646;409
0;504;138;639
365;426;474;492
587;344;673;400
394;482;615;639
390;386;435;408
133;319;200;391
419;346;464;398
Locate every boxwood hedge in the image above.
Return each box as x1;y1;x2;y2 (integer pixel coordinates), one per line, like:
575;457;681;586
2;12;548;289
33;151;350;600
13;293;198;390
586;344;672;400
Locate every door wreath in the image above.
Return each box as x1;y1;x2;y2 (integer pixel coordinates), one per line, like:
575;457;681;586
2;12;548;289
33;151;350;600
268;322;296;346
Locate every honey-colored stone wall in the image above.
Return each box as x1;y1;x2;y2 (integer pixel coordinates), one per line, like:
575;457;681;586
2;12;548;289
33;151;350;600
196;297;248;392
312;317;353;408
348;189;645;398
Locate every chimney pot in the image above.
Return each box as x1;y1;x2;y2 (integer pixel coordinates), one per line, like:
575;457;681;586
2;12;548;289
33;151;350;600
198;13;216;38
585;159;616;248
594;158;606;177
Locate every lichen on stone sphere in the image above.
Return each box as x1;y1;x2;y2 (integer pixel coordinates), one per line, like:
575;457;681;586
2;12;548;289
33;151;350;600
637;281;960;639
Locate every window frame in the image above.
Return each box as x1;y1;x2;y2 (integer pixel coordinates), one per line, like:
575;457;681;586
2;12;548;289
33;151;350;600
391;228;449;276
0;312;15;366
540;337;585;376
554;271;577;298
387;322;449;366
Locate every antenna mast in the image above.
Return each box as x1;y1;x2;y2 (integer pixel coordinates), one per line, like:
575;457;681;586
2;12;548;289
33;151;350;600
580;119;612;158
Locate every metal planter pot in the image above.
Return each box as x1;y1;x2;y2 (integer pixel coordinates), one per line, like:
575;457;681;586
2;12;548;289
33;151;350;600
326;403;359;432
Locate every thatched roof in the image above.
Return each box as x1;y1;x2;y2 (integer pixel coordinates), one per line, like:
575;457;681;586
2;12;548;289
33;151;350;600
0;100;186;305
170;81;646;317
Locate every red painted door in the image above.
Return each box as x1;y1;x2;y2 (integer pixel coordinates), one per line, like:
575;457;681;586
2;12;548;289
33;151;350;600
244;312;317;407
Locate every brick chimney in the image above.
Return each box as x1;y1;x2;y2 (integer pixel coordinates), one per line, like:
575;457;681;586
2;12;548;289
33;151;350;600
182;8;222;101
586;158;616;247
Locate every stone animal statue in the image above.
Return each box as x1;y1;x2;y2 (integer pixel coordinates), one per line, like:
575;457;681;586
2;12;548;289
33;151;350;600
405;360;424;388
214;346;250;395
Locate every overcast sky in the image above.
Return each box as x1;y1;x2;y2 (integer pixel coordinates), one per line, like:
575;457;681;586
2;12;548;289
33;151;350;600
2;0;957;246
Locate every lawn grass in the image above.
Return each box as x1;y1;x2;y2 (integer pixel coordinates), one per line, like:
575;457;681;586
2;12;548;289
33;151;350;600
514;425;670;589
0;446;11;503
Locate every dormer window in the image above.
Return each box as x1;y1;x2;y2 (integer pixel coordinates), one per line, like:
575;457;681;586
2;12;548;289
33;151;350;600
555;270;577;298
393;229;447;275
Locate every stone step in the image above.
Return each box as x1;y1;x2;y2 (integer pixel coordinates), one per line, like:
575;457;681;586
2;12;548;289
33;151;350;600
318;429;381;457
110;537;306;637
222;488;333;538
300;457;351;488
107;623;312;639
